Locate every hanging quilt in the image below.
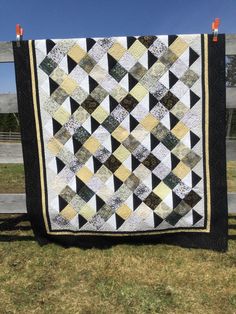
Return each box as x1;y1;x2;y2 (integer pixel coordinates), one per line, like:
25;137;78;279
13;34;228;250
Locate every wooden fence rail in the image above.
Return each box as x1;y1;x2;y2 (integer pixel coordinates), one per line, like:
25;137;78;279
0;36;235;213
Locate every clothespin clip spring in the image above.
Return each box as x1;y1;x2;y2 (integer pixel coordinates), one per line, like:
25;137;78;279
16;24;24;47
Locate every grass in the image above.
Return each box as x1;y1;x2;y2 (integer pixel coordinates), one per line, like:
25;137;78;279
0;214;236;314
0;164;25;193
228;161;236;193
0;164;236;313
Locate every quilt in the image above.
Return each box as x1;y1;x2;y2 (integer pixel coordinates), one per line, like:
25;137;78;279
13;34;228;250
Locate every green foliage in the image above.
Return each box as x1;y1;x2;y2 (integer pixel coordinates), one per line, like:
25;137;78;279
0;113;20;132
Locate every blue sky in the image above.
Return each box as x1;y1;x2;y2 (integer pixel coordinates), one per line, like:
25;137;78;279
0;0;236;92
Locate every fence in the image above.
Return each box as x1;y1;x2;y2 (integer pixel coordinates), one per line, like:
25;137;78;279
0;36;236;213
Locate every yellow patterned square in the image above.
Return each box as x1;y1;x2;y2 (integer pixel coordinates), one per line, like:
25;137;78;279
112;126;129;142
53;107;70;125
79;204;96;220
171;122;189;139
169;37;188;57
47;138;63;155
153;182;171;199
130;83;148;101
128;40;147;59
113;145;130;162
172;161;191;179
76;166;93;183
108;42;126;60
116;204;132;220
154;202;172;219
140;113;158;131
50;67;67;84
61;77;77;95
60;204;77;220
83;137;100;153
114;165;131;181
92;106;109;123
68;45;86;63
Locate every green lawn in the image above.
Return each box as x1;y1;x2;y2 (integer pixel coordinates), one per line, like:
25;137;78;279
0;164;236;313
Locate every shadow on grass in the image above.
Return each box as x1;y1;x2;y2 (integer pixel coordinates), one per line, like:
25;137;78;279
0;214;235;247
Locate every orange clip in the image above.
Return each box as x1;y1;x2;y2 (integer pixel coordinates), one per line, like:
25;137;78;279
212;18;220;42
16;24;24;40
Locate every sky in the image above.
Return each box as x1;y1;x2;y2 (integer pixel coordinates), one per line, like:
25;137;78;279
0;0;236;92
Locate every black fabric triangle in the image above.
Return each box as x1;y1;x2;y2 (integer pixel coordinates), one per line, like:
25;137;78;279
67;55;77;73
190;90;200;108
172;192;182;208
192;209;203;225
91;116;100;133
114;176;123;191
154;212;163;227
58;195;67;211
49;77;59;95
127;36;136;48
132;155;140;171
46;39;56;54
170;112;179;129
192;171;201;187
111;136;120;151
56;157;65;173
78;214;87;228
190;131;200;148
152;173;161;189
86;38;96;51
89;76;99;93
189;47;199;66
52;118;62;134
70;97;80;114
130;115;139;131
171;153;180;169
148;50;158;69
168;35;178;46
96;195;105;210
133;194;142;209
93;156;103;173
72;137;82;154
76;177;86;193
108;54;117;71
169;71;179;88
109;95;119;112
128;73;138;91
149;93;158;110
116;213;125;229
151;134;160;151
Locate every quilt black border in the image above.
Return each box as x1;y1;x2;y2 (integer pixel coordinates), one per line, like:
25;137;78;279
12;34;228;251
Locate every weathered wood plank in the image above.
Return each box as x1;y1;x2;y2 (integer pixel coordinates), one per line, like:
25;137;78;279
0;93;18;113
0;193;234;213
0;42;14;63
0;143;23;163
0;35;235;63
226;34;236;55
226;88;236;109
0;194;26;213
0;88;235;113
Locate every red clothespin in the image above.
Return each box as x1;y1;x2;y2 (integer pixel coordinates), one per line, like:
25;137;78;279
212;18;220;42
16;24;24;46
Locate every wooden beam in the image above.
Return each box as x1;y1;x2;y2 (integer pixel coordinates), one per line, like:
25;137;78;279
0;42;14;63
0;93;18;113
226;34;236;55
0;35;236;63
0;193;234;213
0;89;235;113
